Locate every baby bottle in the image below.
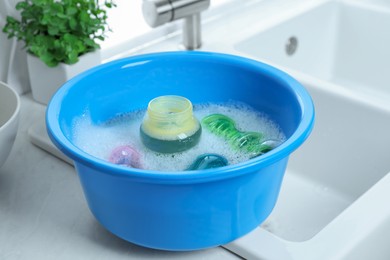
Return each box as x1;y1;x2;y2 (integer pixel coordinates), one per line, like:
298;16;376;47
140;95;202;153
202;113;278;157
186;153;228;171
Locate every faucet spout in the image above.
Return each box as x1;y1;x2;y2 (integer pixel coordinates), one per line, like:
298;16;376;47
142;0;210;50
183;13;201;50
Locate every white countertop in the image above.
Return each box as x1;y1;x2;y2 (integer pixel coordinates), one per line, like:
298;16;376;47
0;94;240;259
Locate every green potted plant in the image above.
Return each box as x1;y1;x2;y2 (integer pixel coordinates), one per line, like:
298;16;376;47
2;0;115;104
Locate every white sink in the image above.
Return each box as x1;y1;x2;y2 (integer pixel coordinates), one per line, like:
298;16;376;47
228;0;390;259
233;0;390;241
235;0;390;101
266;84;390;242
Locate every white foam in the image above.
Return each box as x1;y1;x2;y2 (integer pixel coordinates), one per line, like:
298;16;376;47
72;102;286;172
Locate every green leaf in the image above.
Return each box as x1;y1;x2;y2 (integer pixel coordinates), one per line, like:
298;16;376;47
15;2;28;10
32;0;49;6
50;3;64;15
66;7;78;16
69;18;77;30
48;26;59;36
57;13;68;19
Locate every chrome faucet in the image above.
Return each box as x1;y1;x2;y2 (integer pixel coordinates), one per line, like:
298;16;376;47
142;0;210;50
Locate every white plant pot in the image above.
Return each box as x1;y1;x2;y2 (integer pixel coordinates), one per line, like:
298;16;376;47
27;51;101;105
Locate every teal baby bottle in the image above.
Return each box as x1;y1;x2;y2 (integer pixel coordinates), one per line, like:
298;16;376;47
186;153;228;171
140;95;202;153
202;114;278;157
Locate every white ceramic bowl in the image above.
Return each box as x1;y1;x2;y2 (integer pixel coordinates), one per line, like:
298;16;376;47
0;82;20;168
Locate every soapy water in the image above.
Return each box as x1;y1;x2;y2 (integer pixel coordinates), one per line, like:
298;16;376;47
72;102;286;172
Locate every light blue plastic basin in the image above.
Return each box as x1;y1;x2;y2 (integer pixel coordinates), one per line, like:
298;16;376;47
46;51;314;251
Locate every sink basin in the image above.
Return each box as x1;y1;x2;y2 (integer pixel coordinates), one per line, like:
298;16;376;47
235;0;390;100
262;81;390;241
230;0;390;258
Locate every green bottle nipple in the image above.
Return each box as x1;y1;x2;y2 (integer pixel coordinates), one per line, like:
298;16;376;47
140;95;202;153
201;114;276;157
